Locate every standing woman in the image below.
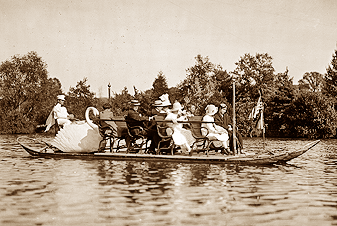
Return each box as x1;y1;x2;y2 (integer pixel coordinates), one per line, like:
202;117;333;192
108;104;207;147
202;104;229;150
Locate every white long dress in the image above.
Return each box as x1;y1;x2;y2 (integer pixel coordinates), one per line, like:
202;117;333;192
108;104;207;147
165;112;195;148
202;114;229;147
53;103;72;126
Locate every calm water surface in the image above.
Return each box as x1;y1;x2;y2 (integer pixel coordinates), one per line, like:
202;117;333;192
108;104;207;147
0;134;336;226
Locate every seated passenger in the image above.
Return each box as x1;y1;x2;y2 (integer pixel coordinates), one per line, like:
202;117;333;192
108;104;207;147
147;95;172;154
214;103;243;152
45;94;74;132
165;102;195;153
98;103;118;152
125;100;149;137
202;104;229;150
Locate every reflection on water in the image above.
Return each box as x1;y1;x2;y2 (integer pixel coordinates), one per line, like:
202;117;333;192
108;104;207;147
0;135;336;226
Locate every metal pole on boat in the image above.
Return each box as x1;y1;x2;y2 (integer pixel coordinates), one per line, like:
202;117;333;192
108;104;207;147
259;90;265;150
232;75;237;155
262;108;265;149
263;127;265;149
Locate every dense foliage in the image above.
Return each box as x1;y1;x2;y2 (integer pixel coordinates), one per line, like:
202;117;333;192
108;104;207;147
1;49;337;138
323;49;337;99
0;52;62;133
66;78;97;120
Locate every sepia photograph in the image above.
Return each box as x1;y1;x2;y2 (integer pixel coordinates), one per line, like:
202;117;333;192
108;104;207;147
1;0;337;225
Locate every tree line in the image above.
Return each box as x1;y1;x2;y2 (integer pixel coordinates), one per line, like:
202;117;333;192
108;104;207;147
1;50;337;138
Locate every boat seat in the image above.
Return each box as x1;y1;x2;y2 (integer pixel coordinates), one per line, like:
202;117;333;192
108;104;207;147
188;116;212;156
155;115;175;155
51;111;63;135
54;112;61;135
112;116;129;151
125;119;149;154
98;116;128;152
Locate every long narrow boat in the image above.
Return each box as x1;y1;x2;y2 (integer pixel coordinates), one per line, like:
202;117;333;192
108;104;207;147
18;139;320;165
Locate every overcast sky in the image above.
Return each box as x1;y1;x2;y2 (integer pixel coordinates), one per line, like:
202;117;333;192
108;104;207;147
1;0;337;97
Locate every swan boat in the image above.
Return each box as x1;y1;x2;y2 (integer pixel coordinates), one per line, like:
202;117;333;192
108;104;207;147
18;138;320;165
18;107;320;165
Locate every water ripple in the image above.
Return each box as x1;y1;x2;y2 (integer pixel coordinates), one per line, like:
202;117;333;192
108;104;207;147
0;136;336;225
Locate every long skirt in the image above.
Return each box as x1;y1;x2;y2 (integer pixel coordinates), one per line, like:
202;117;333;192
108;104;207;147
172;128;195;147
207;132;229;148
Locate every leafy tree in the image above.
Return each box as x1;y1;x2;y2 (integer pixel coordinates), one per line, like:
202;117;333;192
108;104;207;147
284;92;337;138
298;72;324;92
0;51;48;113
265;69;295;136
111;87;132;116
231;53;275;136
213;67;232;103
323;49;337;99
178;55;217;114
66;77;96;120
152;71;169;101
0;51;62;133
36;78;63;125
233;53;275;102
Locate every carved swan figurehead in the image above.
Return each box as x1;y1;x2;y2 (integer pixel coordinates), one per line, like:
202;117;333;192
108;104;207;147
85;106;99;130
51;107;102;152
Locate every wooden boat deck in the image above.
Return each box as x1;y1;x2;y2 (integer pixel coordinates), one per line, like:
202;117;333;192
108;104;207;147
18;139;320;165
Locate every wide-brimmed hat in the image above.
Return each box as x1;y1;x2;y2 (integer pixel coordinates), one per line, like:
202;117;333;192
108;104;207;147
160;99;171;107
219;103;227;109
130;100;140;106
205;104;218;116
171;102;182;112
159;94;171;107
153;100;162;107
57;95;65;101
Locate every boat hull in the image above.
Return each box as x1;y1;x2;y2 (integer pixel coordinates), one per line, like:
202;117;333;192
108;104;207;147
19;140;320;165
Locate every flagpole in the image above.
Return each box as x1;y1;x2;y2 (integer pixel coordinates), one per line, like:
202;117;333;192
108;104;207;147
258;90;265;149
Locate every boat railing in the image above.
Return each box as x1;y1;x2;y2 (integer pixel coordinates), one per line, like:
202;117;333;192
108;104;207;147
94;116;221;154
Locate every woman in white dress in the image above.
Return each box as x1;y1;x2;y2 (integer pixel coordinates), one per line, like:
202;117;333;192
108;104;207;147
165;102;195;153
202;104;229;149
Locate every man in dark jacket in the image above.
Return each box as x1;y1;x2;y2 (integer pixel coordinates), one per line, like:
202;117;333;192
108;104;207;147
125;100;149;136
214;103;243;153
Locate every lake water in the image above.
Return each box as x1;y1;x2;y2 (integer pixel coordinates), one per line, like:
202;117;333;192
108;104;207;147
1;134;336;226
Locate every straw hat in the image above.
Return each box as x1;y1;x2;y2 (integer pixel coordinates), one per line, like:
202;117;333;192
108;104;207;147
153;100;162;107
130;100;140;106
159;94;171;107
205;104;218;116
160;99;171;107
57;95;65;101
219;103;227;109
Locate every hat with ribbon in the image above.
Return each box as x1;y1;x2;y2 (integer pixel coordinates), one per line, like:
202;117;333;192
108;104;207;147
219;103;227;109
130;100;140;106
57;95;65;101
205;104;218;116
159;94;171;107
153;100;162;107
